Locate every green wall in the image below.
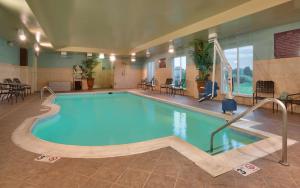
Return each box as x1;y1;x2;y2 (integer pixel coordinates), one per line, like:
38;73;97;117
0;37;35;66
38;52;86;68
38;51;144;69
220;21;300;61
0;37;19;65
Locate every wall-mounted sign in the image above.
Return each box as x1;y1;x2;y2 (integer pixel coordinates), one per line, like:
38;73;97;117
158;58;166;68
274;28;300;59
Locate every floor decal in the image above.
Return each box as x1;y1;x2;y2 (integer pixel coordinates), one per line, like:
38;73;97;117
234;163;260;176
35;154;61;163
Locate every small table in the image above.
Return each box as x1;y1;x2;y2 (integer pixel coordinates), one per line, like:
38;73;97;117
276;98;299;113
170;85;184;96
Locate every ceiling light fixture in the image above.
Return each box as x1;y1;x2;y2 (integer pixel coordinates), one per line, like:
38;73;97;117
168;40;174;54
18;29;26;41
61;51;67;56
40;42;53;48
110;54;116;62
87;53;93;57
35;31;41;43
34;43;40;52
131;52;136;62
99;53;105;59
131;57;136;62
146;49;150;58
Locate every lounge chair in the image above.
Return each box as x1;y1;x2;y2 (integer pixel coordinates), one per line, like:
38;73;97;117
13;78;31;95
278;93;300;114
145;78;156;91
137;79;147;89
160;78;173;94
171;80;185;96
289;93;300;113
253;80;275;112
0;83;11;102
198;80;219;102
3;78;25;103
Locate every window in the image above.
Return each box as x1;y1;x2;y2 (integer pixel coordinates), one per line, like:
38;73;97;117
172;56;186;88
146;61;155;81
223;45;253;95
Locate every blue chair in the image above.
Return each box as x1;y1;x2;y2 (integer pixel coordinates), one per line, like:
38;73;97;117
198;81;219;102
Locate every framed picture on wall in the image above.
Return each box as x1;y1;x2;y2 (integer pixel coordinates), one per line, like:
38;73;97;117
158;58;166;68
274;28;300;58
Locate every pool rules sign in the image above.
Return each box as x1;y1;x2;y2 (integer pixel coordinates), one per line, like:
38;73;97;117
234;163;260;176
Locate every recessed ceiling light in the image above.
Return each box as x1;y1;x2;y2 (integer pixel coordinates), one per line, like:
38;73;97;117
99;53;105;59
35;31;41;43
131;57;136;62
109;54;116;62
40;42;53;48
61;51;67;56
18;29;26;41
168;40;175;54
146;49;150;58
34;43;40;52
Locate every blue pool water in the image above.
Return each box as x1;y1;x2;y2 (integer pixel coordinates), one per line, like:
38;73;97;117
32;92;261;154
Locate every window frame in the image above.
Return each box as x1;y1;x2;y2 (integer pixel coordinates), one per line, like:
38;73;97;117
222;45;253;97
146;61;155;82
172;56;186;88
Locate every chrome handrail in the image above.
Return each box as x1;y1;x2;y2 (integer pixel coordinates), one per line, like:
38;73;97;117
210;98;288;166
40;86;56;101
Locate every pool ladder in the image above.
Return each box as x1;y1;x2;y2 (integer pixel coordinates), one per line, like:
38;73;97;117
40;86;56;101
209;98;289;166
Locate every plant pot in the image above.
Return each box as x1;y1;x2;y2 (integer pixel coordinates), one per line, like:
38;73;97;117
197;80;206;94
87;78;94;90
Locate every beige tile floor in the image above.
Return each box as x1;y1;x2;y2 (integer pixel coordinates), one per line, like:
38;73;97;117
0;90;300;188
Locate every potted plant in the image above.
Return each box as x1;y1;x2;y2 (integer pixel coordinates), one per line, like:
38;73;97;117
190;39;213;93
81;57;99;90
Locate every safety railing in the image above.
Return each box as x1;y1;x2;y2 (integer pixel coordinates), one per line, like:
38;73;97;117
209;98;288;166
40;86;56;101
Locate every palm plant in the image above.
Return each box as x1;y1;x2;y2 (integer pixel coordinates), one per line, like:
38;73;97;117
81;57;99;90
81;58;99;79
190;39;213;81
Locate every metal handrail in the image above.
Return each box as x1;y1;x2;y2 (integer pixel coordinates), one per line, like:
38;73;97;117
210;98;288;166
40;86;56;101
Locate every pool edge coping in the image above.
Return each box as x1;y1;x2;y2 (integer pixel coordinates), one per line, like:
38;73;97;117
11;90;298;177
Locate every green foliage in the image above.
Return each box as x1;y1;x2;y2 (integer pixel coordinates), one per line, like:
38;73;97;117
243;66;253;77
81;57;100;79
190;39;213;81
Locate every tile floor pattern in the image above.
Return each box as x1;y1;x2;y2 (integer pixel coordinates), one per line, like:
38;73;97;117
0;90;299;188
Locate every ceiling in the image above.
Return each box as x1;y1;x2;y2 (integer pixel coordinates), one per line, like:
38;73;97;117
0;0;299;55
25;0;250;54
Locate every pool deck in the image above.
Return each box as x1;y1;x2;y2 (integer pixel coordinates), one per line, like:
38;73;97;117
1;89;300;187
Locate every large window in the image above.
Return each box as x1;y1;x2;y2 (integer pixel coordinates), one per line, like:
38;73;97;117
173;56;186;88
223;45;253;95
146;61;155;81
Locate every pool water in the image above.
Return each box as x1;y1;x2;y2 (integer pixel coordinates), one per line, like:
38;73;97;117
32;93;261;154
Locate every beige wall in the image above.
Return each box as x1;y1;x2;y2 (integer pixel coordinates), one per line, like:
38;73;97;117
37;67;73;90
143;51;300;113
93;63;113;89
254;57;300;95
0;63;34;89
213;57;300;112
143;49;199;98
37;66;114;90
114;60;143;89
